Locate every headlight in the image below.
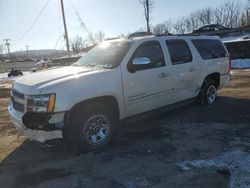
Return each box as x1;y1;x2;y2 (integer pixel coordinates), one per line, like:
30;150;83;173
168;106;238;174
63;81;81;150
27;94;55;113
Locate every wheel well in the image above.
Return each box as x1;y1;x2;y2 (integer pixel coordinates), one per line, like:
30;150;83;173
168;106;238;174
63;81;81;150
65;96;120;124
204;73;220;88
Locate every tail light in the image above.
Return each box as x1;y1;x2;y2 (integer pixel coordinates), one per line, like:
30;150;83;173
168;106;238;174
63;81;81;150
227;54;231;74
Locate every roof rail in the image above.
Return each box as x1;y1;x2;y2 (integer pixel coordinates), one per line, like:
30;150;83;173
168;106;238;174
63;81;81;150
155;32;173;37
104;37;121;41
128;32;153;39
155;32;203;37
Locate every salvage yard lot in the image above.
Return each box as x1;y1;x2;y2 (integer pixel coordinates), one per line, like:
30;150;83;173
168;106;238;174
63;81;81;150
0;69;249;188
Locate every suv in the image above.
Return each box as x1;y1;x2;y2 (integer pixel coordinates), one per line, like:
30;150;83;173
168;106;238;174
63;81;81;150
8;35;231;151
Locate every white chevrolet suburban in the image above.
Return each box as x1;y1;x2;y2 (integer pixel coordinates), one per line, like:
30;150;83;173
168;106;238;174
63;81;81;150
8;34;231;151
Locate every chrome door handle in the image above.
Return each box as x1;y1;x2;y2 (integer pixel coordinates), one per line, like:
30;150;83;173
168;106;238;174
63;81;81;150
159;72;169;78
189;67;198;72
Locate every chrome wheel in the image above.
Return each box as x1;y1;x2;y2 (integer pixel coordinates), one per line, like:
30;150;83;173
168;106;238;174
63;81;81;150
82;114;111;145
206;85;217;105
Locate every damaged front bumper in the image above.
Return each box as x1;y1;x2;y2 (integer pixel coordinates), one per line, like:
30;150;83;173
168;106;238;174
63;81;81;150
8;104;63;142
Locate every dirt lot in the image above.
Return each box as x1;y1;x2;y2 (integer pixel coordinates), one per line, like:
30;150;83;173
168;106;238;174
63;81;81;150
0;70;249;188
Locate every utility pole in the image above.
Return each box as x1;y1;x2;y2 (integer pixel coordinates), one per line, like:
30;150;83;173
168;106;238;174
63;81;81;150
60;0;70;57
26;45;29;58
3;39;11;59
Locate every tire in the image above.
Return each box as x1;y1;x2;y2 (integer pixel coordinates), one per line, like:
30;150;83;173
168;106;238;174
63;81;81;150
199;79;217;105
63;103;117;152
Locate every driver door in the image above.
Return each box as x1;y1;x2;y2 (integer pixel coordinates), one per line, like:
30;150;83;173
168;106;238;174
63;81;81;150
121;41;174;117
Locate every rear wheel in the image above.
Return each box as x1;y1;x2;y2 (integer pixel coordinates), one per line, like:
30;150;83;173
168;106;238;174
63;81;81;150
199;79;217;105
63;104;117;152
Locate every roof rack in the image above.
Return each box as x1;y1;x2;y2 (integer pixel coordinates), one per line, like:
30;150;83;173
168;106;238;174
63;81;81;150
128;32;153;39
155;32;202;37
104;37;121;41
155;32;173;37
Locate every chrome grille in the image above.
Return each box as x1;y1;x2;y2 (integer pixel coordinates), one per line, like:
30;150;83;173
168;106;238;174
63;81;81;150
11;89;25;113
12;100;25;112
12;90;24;99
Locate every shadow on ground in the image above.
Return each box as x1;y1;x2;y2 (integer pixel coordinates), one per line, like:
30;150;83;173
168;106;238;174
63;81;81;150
0;96;249;188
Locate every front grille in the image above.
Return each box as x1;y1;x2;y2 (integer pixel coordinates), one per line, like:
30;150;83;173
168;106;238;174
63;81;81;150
12;100;25;112
12;90;25;99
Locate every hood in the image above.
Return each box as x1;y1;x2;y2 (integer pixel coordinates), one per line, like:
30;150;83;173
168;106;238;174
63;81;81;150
14;66;96;94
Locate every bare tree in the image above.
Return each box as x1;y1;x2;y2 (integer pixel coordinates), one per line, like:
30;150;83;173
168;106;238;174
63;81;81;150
214;0;243;27
172;18;187;34
139;0;154;33
71;36;87;54
153;24;168;35
86;30;106;45
95;31;106;44
169;0;245;33
153;20;173;34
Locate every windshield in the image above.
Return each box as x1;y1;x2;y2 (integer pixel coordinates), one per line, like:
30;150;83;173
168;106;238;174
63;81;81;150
73;41;132;69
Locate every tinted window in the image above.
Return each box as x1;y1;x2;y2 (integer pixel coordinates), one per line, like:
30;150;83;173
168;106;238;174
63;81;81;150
201;26;212;31
192;39;227;60
166;40;193;65
130;42;165;71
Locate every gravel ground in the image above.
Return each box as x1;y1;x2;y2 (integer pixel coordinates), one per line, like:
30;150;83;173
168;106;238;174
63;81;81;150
0;69;249;188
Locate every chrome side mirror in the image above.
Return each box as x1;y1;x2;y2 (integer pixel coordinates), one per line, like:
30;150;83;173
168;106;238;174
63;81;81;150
132;57;151;65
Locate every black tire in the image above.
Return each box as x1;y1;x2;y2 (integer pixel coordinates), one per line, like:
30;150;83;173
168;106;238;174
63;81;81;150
8;74;11;77
63;103;117;152
199;79;217;105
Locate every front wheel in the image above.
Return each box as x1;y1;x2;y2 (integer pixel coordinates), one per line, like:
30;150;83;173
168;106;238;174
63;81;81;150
199;80;217;105
63;104;117;152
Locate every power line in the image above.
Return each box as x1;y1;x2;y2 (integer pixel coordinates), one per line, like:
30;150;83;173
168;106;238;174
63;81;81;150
70;1;95;44
13;0;51;45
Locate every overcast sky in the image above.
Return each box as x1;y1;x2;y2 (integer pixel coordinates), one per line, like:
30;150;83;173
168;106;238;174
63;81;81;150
0;0;246;51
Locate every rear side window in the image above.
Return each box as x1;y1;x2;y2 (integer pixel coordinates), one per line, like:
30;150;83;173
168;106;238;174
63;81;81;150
192;39;227;60
166;40;193;65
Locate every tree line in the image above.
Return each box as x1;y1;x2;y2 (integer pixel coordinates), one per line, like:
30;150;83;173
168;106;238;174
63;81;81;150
153;0;249;35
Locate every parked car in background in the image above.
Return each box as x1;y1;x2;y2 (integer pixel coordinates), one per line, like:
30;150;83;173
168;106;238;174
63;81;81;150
8;34;231;151
192;24;238;36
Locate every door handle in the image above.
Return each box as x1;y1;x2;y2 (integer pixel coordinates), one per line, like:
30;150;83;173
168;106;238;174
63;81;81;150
189;67;198;72
158;72;169;78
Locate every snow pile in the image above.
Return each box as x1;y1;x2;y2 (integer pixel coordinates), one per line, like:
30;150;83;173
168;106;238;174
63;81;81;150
221;32;250;43
231;59;250;69
178;149;250;188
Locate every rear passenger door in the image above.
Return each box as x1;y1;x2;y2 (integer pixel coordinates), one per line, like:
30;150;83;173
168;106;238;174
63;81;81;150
165;39;201;101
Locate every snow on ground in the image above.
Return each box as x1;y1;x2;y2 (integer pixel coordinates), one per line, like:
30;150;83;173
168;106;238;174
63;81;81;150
178;149;250;188
221;32;250;43
0;71;30;81
232;59;250;69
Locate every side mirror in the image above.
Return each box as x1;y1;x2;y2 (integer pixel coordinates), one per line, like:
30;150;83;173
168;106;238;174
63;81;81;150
128;57;152;73
132;57;151;66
